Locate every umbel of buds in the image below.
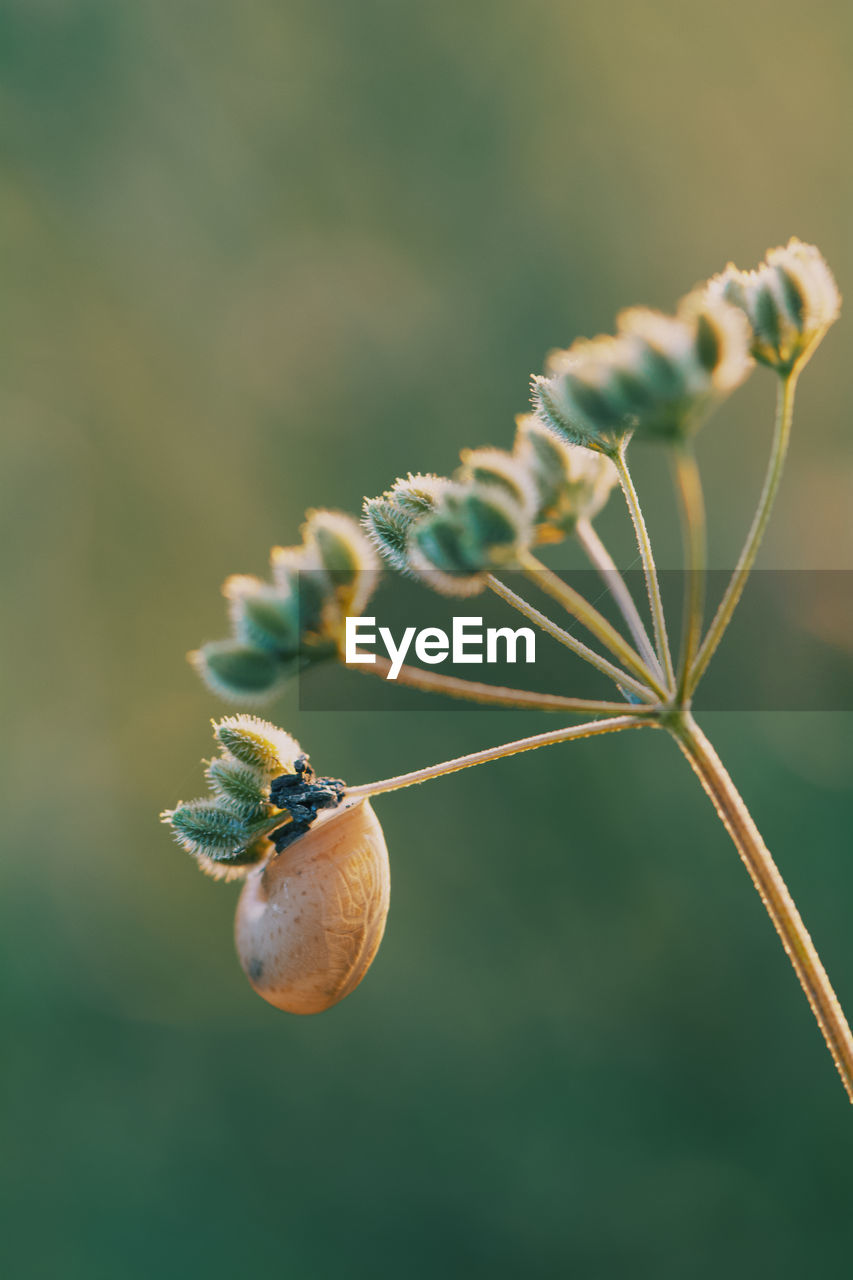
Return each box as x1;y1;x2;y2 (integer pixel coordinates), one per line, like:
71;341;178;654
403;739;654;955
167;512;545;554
708;238;841;374
191;510;378;702
362;418;618;590
162;716;390;1014
533;288;753;450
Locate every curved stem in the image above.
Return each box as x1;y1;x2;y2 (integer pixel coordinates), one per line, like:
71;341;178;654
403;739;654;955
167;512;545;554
519;552;669;700
347;715;650;799
486;574;657;703
575;517;664;680
671;711;853;1103
688;372;798;695
354;654;659;716
672;445;706;704
613;442;676;692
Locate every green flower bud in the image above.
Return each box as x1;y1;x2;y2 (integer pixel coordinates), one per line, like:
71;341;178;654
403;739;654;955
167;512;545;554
214;714;303;774
708;239;840;373
534;288;752;449
514;414;618;539
205;756;270;821
162;799;262;867
223;575;301;656
303;509;378;618
269;545;329;626
362;474;449;573
408;482;532;596
456;447;538;519
190;640;296;703
532;358;629;455
304;510;375;582
615;292;752;440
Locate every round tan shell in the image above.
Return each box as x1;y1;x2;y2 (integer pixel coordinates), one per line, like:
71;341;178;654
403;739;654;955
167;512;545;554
234;798;390;1014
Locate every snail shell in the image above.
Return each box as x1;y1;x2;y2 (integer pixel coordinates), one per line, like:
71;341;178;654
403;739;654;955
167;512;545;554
235;798;390;1014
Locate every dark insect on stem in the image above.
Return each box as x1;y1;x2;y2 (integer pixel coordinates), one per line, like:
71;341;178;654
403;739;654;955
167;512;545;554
269;755;346;852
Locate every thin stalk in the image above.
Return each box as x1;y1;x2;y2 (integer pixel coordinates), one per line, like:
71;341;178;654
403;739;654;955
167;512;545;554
354;654;659;716
672;445;706;704
520;551;669;701
575;517;664;680
486;573;657;703
347;715;650;799
671;711;853;1103
613;442;676;692
688;371;798;695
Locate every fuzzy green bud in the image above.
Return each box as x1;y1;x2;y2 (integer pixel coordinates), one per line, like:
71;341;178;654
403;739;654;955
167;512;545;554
533;288;751;448
513;415;618;539
163;799;261;866
205;757;270;821
190;640;296;703
456;447;538;518
408;482;532;596
214;714;303;774
303;509;378;617
707;238;840;373
362;474;450;573
224;576;301;656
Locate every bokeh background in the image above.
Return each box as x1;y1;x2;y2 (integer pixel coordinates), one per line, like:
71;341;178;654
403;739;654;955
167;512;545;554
2;2;853;1275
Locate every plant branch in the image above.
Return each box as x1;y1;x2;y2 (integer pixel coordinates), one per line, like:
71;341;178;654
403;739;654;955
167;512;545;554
613;442;676;692
688;371;798;695
575;517;664;679
672;444;706;704
485;574;657;703
351;653;659;716
671;711;853;1103
347;715;651;799
519;551;669;700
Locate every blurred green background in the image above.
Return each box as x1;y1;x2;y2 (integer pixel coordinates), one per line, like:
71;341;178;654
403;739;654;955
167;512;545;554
2;1;853;1275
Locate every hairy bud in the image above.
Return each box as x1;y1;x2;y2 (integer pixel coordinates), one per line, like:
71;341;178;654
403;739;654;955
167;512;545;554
214;714;303;774
190;640;296;703
514;415;618;539
708;238;840;373
362;473;450;573
205;757;270;821
533;288;752;447
407;482;532;595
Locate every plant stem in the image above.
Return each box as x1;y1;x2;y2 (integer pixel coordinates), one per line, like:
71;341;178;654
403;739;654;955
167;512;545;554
520;552;669;700
688;371;798;695
670;711;853;1103
613;441;676;692
347;715;650;799
486;573;657;703
353;654;659;716
672;444;706;704
575;517;664;679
